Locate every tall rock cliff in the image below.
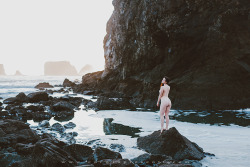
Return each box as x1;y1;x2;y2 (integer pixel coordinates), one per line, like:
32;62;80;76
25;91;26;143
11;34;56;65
0;64;6;75
79;0;250;110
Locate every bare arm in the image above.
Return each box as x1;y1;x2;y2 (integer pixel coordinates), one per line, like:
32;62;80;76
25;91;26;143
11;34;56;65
157;86;164;106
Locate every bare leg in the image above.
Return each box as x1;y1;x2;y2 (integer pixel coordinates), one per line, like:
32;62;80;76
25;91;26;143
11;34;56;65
160;103;165;133
165;104;171;130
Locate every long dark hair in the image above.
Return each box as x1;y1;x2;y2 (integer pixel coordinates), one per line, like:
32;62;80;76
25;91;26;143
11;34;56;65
160;76;170;87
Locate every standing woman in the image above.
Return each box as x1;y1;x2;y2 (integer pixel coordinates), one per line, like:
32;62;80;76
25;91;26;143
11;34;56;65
157;76;172;134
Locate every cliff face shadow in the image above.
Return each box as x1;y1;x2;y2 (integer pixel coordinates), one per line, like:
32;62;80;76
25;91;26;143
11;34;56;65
103;118;141;138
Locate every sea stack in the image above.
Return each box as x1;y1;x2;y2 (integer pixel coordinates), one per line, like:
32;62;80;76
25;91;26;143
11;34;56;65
44;61;78;76
79;64;94;76
14;70;24;76
0;64;6;75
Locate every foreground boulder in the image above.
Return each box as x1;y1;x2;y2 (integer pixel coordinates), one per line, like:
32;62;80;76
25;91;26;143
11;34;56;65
63;144;93;161
88;146;122;162
32;140;77;167
137;127;205;161
0;119;40;147
1;119;137;167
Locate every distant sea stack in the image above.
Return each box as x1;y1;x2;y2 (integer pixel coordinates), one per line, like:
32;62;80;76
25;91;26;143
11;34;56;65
44;61;78;76
79;64;94;76
77;0;250;110
0;64;6;75
14;70;23;76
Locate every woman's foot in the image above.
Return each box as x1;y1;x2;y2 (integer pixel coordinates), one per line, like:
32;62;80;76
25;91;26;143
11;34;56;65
159;129;163;136
159;129;166;136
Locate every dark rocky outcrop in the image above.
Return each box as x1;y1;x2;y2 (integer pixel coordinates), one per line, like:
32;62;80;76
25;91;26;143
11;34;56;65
32;140;77;167
75;0;250;110
88;146;122;162
137;127;205;161
3;97;20;105
131;153;173;166
0;119;139;167
0;119;40;148
96;96;136;110
49;101;76;121
3;92;28;104
63;144;93;161
44;61;78;76
16;92;29;103
95;159;135;167
27;92;49;103
26;105;44;112
52;101;76;111
63;78;76;87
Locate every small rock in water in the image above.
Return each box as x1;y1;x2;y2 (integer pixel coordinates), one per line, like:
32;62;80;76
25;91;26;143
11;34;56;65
51;123;65;133
109;143;126;152
63;78;76;87
64;122;76;129
52;101;75;111
68;132;78;137
181;159;202;167
86;139;101;145
35;82;54;89
39;120;50;128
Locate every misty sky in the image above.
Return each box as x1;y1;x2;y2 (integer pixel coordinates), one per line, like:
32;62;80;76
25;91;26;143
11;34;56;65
0;0;113;75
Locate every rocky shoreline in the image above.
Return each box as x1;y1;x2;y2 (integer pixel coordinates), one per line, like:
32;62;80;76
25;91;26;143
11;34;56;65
0;80;214;167
0;118;211;167
68;0;250;111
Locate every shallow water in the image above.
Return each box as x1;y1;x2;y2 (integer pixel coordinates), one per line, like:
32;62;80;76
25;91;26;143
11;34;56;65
0;75;81;99
1;76;250;167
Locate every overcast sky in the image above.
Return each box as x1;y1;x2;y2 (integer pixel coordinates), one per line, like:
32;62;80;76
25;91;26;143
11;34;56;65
0;0;113;75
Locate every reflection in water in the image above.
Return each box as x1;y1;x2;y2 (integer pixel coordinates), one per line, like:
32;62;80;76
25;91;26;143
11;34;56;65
170;110;250;127
103;118;141;138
